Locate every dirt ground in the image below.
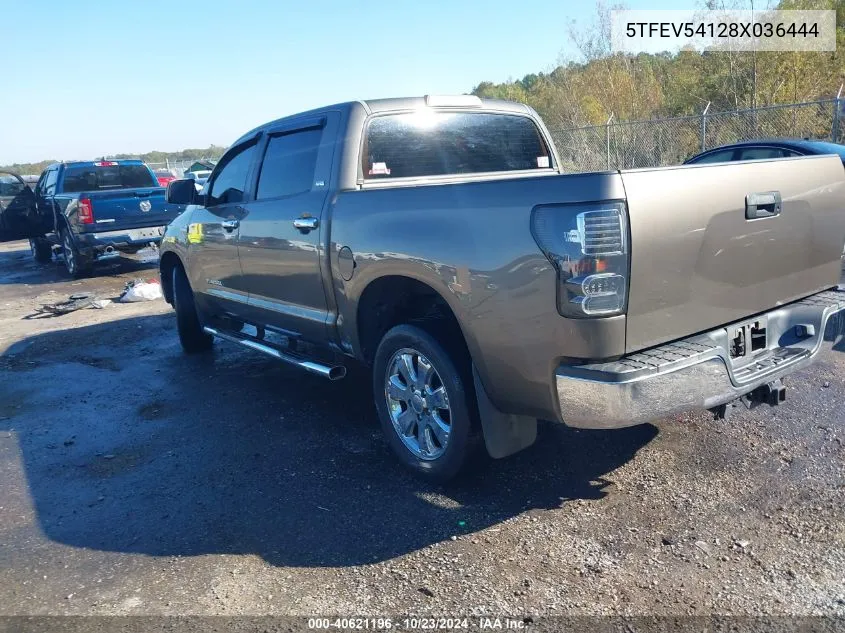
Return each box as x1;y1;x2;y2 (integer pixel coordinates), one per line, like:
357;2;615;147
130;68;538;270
0;240;843;619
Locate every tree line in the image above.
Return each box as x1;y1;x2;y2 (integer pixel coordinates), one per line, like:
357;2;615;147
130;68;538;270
473;0;844;129
1;146;227;177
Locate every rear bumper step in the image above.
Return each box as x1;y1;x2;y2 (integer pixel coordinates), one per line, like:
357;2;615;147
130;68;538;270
556;288;845;429
202;326;346;381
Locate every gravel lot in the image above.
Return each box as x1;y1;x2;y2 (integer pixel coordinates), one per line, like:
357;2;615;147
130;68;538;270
0;240;843;620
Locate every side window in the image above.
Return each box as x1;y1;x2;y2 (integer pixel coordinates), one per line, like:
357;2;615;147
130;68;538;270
35;172;47;195
738;147;785;160
690;149;737;164
256;128;322;200
44;169;58;195
207;142;257;206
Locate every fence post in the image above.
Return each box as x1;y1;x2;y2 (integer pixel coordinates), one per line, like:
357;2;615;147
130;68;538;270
700;102;711;152
606;113;614;170
832;84;843;143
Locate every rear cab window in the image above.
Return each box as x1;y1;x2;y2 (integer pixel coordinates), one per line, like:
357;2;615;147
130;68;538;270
362;111;553;181
62;162;157;193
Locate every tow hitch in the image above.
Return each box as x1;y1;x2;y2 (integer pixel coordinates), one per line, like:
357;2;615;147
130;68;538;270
710;379;786;420
746;379;787;408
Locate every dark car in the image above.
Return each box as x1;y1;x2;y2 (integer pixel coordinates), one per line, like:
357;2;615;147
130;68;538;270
684;138;845;165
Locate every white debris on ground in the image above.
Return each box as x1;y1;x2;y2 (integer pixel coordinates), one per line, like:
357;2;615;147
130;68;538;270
119;279;163;303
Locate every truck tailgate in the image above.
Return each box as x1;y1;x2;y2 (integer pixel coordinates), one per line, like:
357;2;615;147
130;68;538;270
622;154;845;353
82;187;178;232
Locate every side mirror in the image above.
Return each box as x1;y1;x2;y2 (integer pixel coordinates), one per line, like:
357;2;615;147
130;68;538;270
166;179;200;205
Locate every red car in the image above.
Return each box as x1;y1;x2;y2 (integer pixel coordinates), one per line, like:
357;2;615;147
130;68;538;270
154;168;178;188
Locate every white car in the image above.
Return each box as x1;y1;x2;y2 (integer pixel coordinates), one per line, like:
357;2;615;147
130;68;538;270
185;170;212;191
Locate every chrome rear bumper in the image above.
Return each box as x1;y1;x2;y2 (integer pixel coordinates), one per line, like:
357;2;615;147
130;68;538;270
556;288;845;429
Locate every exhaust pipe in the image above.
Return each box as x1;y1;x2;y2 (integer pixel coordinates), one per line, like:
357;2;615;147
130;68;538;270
203;327;346;380
97;245;120;261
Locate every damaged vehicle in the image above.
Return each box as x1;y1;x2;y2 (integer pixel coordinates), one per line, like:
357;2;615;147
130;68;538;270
158;95;845;482
0;159;184;277
0;170;38;247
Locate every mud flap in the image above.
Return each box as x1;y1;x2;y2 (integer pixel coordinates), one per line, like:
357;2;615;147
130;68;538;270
472;366;537;459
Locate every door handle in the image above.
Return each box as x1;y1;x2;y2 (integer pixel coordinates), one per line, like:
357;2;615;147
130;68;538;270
221;219;239;231
746;191;782;219
293;216;319;232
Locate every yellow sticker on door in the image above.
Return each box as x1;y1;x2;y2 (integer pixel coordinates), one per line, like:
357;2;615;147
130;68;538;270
187;223;204;244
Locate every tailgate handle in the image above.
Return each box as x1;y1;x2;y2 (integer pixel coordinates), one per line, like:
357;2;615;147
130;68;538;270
746;191;782;219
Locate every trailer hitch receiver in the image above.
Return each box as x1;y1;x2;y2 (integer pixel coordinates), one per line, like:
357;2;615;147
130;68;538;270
746;379;787;408
711;379;786;420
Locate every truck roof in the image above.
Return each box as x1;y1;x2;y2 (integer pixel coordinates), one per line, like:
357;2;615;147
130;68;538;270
46;159;146;169
360;95;531;114
232;96;533;147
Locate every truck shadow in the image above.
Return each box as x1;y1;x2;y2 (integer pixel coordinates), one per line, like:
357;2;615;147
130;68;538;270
0;242;158;286
0;314;657;568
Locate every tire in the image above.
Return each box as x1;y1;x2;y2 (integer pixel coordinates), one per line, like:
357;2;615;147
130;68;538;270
29;236;52;263
60;227;89;278
172;264;213;354
373;323;478;483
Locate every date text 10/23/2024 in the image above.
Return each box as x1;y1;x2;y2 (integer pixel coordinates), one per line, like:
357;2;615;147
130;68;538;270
307;617;530;630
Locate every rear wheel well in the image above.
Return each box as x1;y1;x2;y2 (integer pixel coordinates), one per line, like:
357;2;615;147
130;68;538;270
159;252;183;305
356;276;469;368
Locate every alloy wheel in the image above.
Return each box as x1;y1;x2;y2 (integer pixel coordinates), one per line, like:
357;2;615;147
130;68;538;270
63;233;75;274
384;348;452;460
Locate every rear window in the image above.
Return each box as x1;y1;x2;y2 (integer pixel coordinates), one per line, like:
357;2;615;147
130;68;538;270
737;147;786;160
62;164;157;193
363;111;552;180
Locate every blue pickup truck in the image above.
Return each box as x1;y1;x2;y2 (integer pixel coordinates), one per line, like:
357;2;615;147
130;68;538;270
0;159;184;277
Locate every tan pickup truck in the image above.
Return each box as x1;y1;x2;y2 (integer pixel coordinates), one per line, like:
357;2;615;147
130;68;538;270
157;96;845;481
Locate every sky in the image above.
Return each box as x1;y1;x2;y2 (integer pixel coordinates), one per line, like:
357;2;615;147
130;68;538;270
0;0;697;164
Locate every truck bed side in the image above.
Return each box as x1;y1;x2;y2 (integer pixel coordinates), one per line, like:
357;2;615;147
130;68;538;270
329;157;845;423
329;172;628;421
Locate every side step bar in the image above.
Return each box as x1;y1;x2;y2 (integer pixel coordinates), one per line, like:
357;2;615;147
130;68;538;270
203;326;346;381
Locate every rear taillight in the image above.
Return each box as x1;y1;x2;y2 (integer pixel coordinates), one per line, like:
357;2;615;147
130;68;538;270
78;198;94;224
531;201;629;318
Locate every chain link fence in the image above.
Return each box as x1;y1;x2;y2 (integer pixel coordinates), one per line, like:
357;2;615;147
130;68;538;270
550;97;844;173
146;159;216;175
